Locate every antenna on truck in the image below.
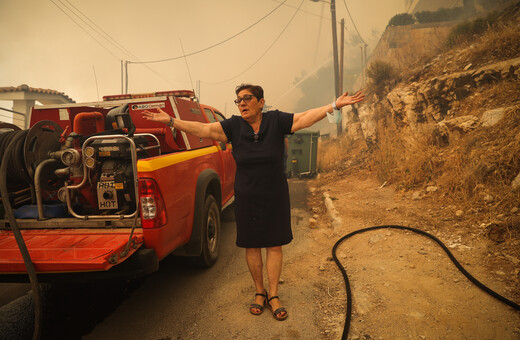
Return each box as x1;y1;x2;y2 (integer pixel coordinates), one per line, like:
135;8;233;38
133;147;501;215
179;38;198;102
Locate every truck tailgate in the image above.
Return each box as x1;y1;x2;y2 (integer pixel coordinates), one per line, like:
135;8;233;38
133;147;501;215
0;228;143;273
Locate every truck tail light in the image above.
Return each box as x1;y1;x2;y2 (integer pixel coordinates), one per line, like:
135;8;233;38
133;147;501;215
138;178;167;228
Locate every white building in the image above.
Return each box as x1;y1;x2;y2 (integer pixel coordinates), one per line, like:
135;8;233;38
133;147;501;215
0;84;74;129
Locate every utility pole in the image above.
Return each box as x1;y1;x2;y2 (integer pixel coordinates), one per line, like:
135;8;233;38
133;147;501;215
197;80;201;102
338;18;345;135
330;0;340;101
360;46;364;88
121;60;124;94
363;43;368;87
125;61;129;94
311;0;341;135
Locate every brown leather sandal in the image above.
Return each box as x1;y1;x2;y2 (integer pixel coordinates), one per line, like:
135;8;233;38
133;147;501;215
266;296;288;321
250;291;267;315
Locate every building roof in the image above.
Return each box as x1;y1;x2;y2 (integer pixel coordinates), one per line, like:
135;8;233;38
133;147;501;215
0;84;75;103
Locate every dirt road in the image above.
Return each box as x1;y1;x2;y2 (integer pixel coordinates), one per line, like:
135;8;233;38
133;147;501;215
1;173;519;339
84;179;321;339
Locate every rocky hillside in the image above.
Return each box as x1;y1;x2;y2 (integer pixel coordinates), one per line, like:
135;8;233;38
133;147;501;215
329;2;520;244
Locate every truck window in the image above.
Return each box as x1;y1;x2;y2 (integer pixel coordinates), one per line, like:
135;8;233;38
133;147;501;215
214;111;226;122
204;109;228;150
204;109;217;123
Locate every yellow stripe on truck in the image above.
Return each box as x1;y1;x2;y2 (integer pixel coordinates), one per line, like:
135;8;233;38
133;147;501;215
138;146;219;172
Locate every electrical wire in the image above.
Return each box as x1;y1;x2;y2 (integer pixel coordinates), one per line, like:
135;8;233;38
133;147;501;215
49;0;120;60
313;1;326;65
179;39;195;95
341;0;366;45
272;0;330;20
61;0;182;85
51;0;180;88
202;0;305;85
58;0;134;60
61;0;136;61
128;0;288;65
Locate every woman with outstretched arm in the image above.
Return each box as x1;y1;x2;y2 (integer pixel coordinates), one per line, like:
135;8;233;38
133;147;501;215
143;84;364;321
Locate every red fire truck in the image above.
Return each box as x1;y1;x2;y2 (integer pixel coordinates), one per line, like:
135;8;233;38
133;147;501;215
0;90;235;282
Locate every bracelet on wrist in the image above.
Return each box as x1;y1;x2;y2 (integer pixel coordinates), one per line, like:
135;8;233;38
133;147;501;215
168;116;174;127
332;100;339;111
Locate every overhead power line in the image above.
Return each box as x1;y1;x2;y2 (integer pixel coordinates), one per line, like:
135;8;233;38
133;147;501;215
129;0;288;65
60;0;138;61
49;0;179;88
272;0;330;20
341;0;366;45
202;0;305;85
49;0;121;60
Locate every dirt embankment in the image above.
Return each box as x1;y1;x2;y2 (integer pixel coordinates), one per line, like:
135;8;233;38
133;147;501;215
304;170;520;339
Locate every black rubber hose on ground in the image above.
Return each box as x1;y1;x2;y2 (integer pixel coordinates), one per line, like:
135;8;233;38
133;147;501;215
0;131;42;340
332;224;520;340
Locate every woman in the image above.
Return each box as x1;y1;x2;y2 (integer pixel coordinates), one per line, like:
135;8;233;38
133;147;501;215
143;84;364;321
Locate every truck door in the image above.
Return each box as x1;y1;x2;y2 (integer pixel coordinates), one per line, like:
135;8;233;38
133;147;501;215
203;109;235;202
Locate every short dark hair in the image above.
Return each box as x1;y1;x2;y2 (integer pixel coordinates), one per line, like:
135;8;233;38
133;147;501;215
235;84;264;100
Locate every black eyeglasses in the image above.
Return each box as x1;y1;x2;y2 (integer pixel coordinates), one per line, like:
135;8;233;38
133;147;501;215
234;94;255;105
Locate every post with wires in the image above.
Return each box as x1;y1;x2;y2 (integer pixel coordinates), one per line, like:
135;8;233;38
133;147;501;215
330;0;341;137
338;18;345;135
311;0;341;136
125;60;129;94
121;60;124;95
120;60;129;95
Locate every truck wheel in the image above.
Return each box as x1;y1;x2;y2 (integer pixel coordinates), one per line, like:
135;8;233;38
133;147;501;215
195;194;220;267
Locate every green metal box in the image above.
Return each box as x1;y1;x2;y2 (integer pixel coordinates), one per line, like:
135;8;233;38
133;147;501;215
286;130;320;178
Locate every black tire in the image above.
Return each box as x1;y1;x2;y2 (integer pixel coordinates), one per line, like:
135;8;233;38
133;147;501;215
194;194;220;267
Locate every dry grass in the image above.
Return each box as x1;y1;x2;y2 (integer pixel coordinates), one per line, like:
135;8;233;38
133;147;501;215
441;107;520;204
317;4;520;221
365;105;520;214
456;20;520;67
456;79;520;118
317;134;367;173
368;125;445;190
404;5;520;83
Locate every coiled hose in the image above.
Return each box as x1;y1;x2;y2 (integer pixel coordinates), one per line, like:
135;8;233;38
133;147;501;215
332;224;520;340
0;130;42;340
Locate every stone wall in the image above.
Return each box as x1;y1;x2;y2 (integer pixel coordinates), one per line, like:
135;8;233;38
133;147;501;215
346;56;520;146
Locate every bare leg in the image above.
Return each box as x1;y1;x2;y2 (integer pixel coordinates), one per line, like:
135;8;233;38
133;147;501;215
246;248;266;313
266;246;287;318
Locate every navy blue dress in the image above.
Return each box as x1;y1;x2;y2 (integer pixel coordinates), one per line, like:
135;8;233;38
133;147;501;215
220;110;294;248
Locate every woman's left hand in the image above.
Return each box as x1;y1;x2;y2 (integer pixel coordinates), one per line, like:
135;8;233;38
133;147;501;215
336;91;365;109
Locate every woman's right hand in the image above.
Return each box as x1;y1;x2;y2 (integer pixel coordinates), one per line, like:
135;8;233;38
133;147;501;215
142;108;170;124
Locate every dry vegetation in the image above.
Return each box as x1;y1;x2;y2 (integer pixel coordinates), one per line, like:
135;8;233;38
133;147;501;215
318;2;520;239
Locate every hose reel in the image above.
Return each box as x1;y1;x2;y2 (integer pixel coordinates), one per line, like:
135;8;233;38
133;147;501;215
0;121;63;208
24;121;64;191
